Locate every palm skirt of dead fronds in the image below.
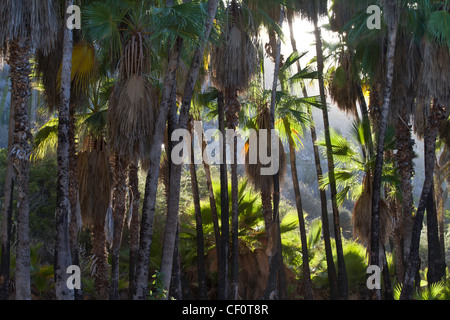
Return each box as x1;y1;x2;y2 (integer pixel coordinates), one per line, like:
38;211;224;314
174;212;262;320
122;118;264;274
108;74;158;162
329;52;359;117
77;149;112;229
352;175;392;248
211;1;257;93
243;108;287;194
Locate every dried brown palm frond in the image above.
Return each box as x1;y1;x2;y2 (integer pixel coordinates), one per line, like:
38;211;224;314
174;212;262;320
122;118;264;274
108;74;159;162
211;0;257;93
390;30;421;126
329;0;366;32
78;149;112;229
414;40;450;139
211;25;257;92
291;0;328;22
351;175;392;247
329;52;359;117
36;35;99;112
0;0;59;55
244;108;287;194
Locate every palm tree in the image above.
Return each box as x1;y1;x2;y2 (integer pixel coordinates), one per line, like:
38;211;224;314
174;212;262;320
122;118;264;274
210;0;257;299
135;0;219;300
0;0;59;300
296;0;349;299
401;2;450;298
286;9;339;299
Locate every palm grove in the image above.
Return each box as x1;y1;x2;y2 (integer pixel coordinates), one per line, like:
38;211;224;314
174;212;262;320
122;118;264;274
0;0;448;300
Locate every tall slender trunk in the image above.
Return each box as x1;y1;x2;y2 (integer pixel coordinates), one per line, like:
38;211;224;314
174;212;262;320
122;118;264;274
394;114;415;283
68;106;82;300
54;1;75;299
0;86;15;300
224;89;240;300
92;223;110;300
202;132;221;253
110;154;128;300
159;0;219;297
313;12;348;300
8;38;33;300
132;36;183;300
370;6;399;300
400;103;446;300
264;6;285;300
285;118;314;300
218;91;230;300
127;162;140;299
287;13;338;299
426;184;446;285
229;134;239;300
189;124;208;300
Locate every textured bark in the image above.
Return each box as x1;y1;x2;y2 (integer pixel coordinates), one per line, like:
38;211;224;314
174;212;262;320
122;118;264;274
287;13;338;299
400;104;446;300
189;128;208;300
202;136;221;253
110;154;128;300
0;86;15;300
55;2;75;299
313;12;348;300
159;0;219;297
92;224;109;300
225;88;241;301
229;135;239;300
68;107;82;300
127;163;140;299
286;119;314;300
132;36;183;300
8;38;33;300
426;184;446;285
370;9;399;300
394;116;415;283
218;91;229;300
263;7;285;300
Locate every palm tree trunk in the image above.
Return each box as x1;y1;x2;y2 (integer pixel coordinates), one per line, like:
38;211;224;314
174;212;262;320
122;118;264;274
132;36;183;300
224;89;240;300
394;115;415;283
8;38;33;300
92;223;110;300
370;2;399;300
229;135;239;300
287;13;338;299
218;90;230;300
189;128;208;300
110;154;128;300
285;119;314;300
68;106;82;300
313;12;348;300
127;162;140;299
159;0;219;297
54;1;75;299
202;132;221;255
0;88;15;300
264;6;285;300
400;103;446;300
426;184;446;285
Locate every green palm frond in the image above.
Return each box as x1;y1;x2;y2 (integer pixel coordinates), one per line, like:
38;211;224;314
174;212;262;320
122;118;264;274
33;117;59;160
427;10;450;50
